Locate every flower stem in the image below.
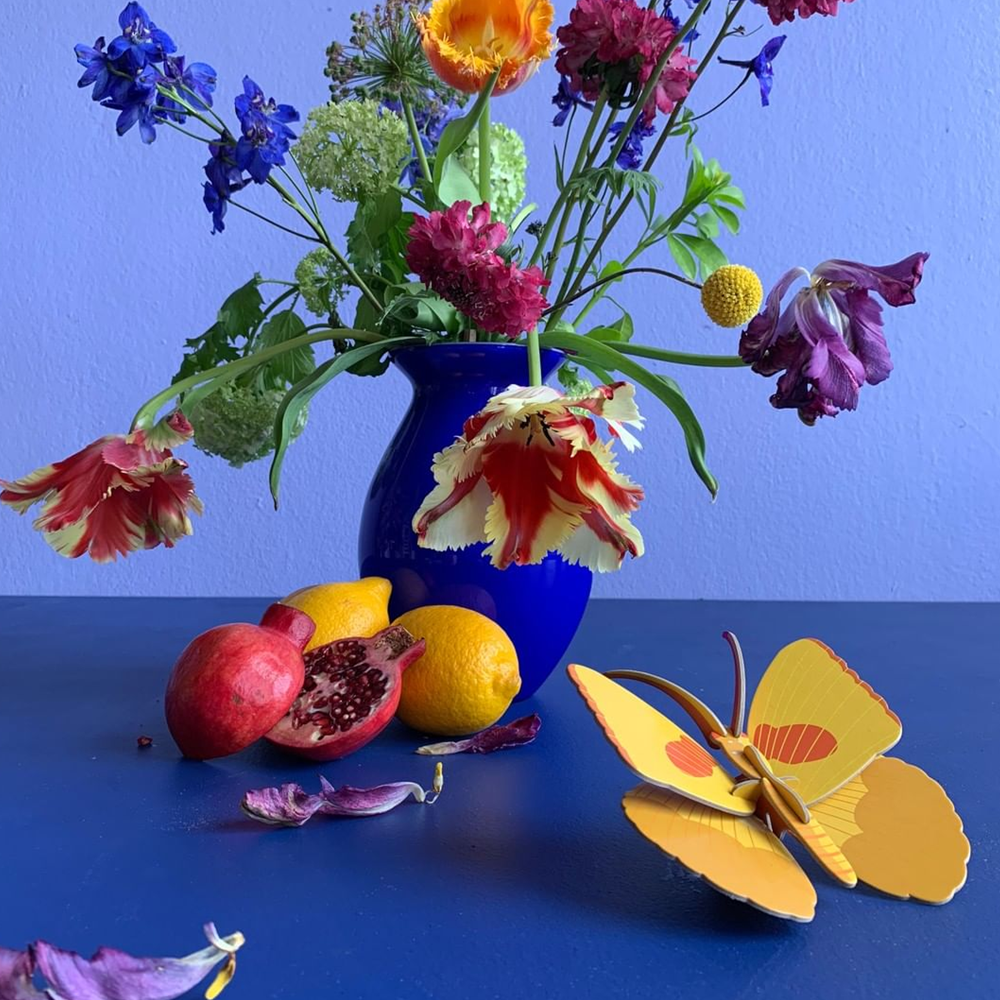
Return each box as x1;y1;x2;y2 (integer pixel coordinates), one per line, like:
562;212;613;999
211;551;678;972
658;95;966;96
479;97;492;205
131;328;384;430
543;266;701;316
400;96;433;197
155;86;224;136
161;118;214;142
563;0;746;303
265;174;383;314
603;342;747;368
229;200;321;242
603;0;712;170
545;101;617;285
527;328;543;387
528;95;609;270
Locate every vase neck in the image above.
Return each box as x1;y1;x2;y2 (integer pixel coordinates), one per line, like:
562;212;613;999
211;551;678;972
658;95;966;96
391;343;565;396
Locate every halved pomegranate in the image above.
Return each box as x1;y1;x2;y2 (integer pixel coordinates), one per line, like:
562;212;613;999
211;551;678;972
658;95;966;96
265;625;425;761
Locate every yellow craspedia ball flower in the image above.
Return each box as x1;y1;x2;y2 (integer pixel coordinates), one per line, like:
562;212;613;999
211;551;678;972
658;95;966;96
701;265;764;328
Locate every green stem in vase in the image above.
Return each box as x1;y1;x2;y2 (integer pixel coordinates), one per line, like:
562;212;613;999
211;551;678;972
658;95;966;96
479;96;492;205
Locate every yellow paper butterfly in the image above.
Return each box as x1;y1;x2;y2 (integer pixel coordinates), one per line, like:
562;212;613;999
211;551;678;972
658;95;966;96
568;633;969;922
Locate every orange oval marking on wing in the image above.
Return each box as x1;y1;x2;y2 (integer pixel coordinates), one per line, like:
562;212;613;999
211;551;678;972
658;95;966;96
665;735;716;777
753;723;838;765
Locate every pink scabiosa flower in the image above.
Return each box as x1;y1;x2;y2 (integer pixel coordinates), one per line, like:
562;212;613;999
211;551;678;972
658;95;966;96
754;0;853;26
1;411;202;562
413;382;645;572
740;253;928;425
555;0;696;123
406;201;550;338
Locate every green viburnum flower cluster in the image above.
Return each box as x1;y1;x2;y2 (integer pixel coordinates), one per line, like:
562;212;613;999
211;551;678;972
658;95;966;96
190;382;307;468
295;248;348;319
458;123;528;223
296;99;410;204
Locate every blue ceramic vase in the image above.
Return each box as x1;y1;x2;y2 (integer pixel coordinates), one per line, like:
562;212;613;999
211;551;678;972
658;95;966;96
357;342;593;700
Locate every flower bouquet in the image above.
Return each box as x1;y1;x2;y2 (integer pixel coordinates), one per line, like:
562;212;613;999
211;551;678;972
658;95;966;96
2;0;927;692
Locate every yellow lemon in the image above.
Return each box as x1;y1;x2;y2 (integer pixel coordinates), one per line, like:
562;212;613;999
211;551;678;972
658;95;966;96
393;605;521;736
282;578;391;652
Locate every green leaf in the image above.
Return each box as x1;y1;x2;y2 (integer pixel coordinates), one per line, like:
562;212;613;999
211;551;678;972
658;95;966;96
510;202;537;236
172;276;265;383
354;295;381;333
432;73;499;194
695;211;720;239
715;185;746;209
567;167;660;203
598;260;625;285
385;293;463;335
667;234;698;282
347;191;405;274
255;309;315;388
675;234;729;280
714;205;741;235
537;329;718;497
558;362;593;394
217;275;265;341
585;311;634;343
553;143;566;191
437;156;481;208
269;337;420;507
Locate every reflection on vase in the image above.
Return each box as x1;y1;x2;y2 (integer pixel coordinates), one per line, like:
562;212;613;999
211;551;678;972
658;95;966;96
358;342;593;700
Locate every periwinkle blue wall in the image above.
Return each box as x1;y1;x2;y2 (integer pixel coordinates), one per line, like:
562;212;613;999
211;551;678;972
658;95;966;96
1;2;997;600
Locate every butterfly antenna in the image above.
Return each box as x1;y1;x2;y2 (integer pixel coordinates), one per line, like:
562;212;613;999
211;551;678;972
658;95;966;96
723;631;747;736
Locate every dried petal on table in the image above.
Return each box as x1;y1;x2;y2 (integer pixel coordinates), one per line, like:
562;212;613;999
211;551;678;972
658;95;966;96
242;764;444;828
1;923;244;1000
415;714;542;755
0;946;43;1000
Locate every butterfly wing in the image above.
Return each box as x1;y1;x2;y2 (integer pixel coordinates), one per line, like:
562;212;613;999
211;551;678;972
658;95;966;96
809;756;969;904
568;664;754;816
623;783;817;922
747;639;902;805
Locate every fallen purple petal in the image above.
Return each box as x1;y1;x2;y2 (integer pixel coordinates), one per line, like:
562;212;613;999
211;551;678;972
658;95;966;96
415;714;541;755
0;947;44;1000
241;765;444;828
3;924;243;1000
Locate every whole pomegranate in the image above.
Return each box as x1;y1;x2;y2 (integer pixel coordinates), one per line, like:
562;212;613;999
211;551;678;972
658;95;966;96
165;603;315;760
265;625;425;761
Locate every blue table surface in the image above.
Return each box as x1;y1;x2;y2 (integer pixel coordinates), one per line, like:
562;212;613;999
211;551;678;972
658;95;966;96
1;597;996;1000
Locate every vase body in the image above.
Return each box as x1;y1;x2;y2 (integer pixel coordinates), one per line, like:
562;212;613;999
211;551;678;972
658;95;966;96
357;343;593;700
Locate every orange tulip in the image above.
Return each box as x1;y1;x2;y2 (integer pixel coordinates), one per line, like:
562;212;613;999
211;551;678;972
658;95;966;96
416;0;555;96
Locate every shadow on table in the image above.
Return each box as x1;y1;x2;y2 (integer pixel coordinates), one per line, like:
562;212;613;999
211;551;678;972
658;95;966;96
416;817;799;939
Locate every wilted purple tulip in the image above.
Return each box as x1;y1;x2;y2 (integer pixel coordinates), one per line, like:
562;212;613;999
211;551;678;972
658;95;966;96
740;253;928;424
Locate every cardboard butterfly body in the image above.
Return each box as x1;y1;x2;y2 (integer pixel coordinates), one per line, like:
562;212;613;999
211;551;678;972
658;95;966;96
568;634;969;922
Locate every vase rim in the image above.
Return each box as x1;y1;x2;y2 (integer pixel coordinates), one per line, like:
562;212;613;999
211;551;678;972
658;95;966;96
388;341;564;357
388;340;567;387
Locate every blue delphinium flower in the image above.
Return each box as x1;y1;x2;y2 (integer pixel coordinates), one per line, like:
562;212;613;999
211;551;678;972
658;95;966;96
74;37;117;102
665;3;701;44
107;2;175;70
233;77;300;184
75;4;194;143
157;56;217;121
552;76;594;127
202;141;251;234
719;36;787;107
608;119;657;171
104;64;160;143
